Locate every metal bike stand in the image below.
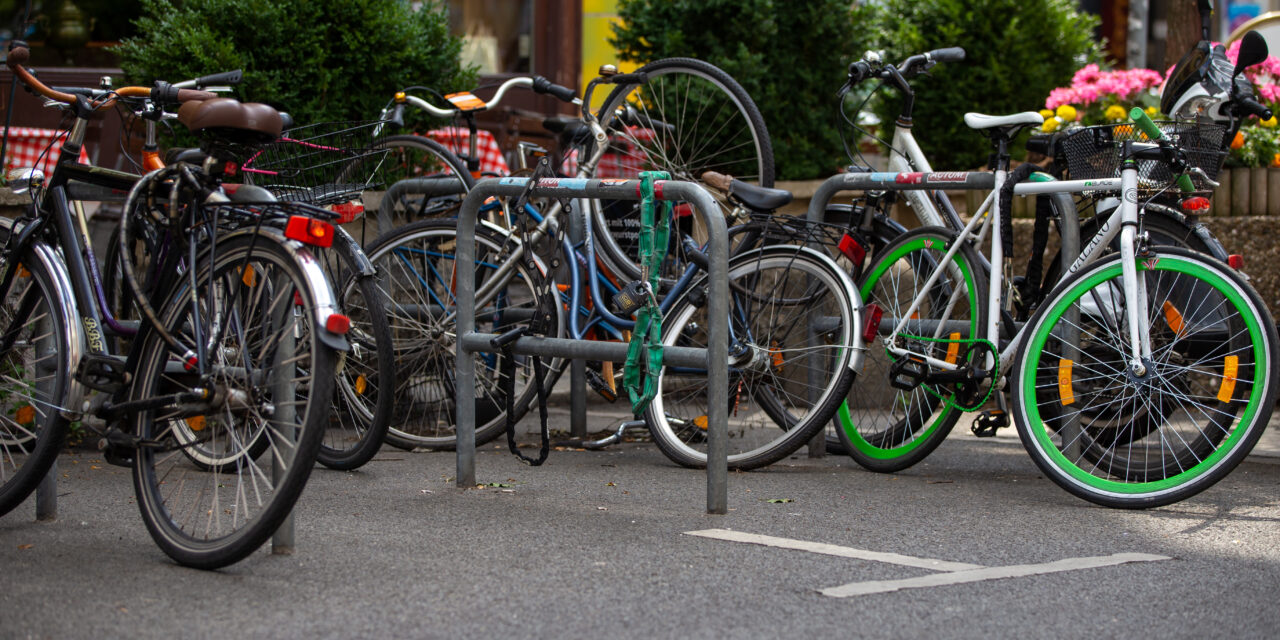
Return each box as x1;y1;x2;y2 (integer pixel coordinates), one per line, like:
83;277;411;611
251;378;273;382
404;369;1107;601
272;276;298;554
455;178;731;514
35;465;56;521
376;177;469;235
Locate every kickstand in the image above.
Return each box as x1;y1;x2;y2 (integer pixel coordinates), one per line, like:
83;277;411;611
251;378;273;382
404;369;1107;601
561;419;646;450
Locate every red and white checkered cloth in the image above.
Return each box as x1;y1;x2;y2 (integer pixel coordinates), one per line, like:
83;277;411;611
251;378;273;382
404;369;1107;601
560;126;657;178
1;127;90;177
424;127;509;177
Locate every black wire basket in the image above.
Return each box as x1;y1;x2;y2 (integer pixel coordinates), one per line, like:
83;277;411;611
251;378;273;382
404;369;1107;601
242;121;391;218
1056;121;1227;190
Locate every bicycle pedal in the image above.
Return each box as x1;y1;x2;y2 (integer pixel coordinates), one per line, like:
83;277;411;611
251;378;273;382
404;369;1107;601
971;410;1010;438
888;358;928;391
75;354;129;394
98;429;138;468
585;368;618;403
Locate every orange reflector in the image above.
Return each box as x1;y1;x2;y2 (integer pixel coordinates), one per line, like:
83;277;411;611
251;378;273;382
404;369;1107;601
14;404;35;425
1218;355;1239;403
693;415;708;431
445;91;486;111
16;264;30;278
326;314;351;335
284;216;334;248
355;374;368;395
1162;300;1186;336
241;265;256;287
945;333;961;364
1058;358;1074;406
186;415;206;432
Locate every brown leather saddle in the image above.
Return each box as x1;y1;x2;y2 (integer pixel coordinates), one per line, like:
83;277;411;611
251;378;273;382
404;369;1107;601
177;98;283;144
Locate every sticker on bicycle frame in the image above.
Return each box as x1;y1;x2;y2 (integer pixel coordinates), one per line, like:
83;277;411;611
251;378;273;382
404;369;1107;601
1161;300;1186;336
945;333;961;364
868;173;899;182
896;173;925;184
1058;358;1074;406
1143;256;1160;271
539;178;589;190
929;172;969;183
445;91;486;111
499;177;528;186
1124;189;1139;203
598;179;630;185
1218;355;1239;403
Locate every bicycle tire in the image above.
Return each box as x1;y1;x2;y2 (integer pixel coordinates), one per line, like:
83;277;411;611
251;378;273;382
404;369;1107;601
1012;247;1277;508
130;233;336;569
362;218;563;450
836;227;989;473
345;133;475;238
0;225;72;517
314;230;395;470
645;245;858;470
592;57;774;280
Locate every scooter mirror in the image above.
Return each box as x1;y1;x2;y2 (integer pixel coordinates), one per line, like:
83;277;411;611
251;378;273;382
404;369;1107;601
1234;31;1269;78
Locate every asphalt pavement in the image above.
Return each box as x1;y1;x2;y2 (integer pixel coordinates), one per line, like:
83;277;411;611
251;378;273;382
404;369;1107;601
2;411;1279;639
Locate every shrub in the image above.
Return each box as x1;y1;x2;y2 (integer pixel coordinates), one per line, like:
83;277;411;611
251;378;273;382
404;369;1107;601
869;0;1102;170
610;0;874;180
118;0;475;131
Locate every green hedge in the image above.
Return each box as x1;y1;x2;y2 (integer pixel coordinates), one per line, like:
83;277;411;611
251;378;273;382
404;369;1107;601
118;0;475;131
610;0;873;181
869;0;1102;170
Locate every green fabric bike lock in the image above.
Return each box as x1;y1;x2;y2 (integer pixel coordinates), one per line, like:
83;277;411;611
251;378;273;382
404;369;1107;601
623;171;672;415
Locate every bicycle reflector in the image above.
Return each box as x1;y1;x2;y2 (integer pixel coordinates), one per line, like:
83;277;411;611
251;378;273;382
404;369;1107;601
284;216;334;248
325;313;351;335
1181;196;1211;212
862;303;883;344
838;233;867;265
1228;254;1245;270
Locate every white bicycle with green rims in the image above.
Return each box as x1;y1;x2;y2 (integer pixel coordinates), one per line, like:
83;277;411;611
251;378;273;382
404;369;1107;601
841;106;1278;508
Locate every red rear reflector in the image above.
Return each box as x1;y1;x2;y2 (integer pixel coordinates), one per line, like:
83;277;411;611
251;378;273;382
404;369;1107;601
863;303;883;344
223;161;238;176
330;202;364;224
294;291;304;306
284;216;334;247
1228;254;1244;270
673;203;693;218
1181;196;1211;212
325;314;351;335
838;233;867;265
184;356;199;371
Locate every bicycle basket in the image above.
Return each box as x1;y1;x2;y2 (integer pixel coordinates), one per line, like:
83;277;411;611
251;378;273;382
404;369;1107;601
242;121;391;219
1057;121;1226;190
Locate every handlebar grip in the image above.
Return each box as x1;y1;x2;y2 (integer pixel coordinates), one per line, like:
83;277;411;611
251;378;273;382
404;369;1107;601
198;69;242;87
1129;107;1165;140
607;72;648;85
532;76;577;102
1240;96;1274;121
5;43;30;68
847;60;871;83
928;47;965;63
1025;133;1053;156
389;103;405;128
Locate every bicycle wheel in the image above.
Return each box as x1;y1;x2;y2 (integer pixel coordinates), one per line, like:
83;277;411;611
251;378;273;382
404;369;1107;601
0;230;71;517
342;133;474;237
130;233;337;569
313;232;394;470
362;219;563;450
836;227;989;473
1012;247;1277;508
593;57;774;280
645;245;858;470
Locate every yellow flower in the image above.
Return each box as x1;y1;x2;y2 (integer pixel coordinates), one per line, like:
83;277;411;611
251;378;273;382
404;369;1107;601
1145;106;1159;117
1055;105;1077;121
1042;117;1061;133
1104;105;1126;120
1261;115;1278;128
1039;109;1054;119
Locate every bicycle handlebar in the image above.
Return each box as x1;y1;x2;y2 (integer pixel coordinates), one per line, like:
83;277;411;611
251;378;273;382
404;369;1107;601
406;75;579;118
1129;107;1196;193
6;43;216;108
847;46;966;86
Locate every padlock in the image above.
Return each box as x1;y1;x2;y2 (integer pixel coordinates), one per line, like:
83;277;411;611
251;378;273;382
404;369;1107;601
613;280;648;315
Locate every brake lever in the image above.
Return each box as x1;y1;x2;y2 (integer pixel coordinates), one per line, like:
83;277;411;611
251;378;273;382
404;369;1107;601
1187;166;1221;189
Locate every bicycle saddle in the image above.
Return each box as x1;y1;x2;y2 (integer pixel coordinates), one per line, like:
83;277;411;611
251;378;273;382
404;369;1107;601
963;111;1044;139
702;170;792;212
177;98;284;144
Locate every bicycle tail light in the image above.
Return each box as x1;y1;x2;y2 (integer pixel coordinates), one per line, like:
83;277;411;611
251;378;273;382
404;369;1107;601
1228;254;1244;270
325;313;351;335
284;216;334;248
1180;196;1211;213
862;303;883;344
838;233;867;265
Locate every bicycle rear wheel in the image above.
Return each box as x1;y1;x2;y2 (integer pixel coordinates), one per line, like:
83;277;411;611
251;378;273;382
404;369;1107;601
645;245;859;470
593;58;774;280
0;229;71;517
1012;248;1277;508
130;233;336;568
347;134;474;237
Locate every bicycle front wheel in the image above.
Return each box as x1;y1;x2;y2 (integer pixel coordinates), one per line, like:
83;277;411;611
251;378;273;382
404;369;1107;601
346;133;474;237
130;233;337;568
836;227;988;472
645;245;858;470
0;230;71;517
593;58;774;280
1012;248;1277;508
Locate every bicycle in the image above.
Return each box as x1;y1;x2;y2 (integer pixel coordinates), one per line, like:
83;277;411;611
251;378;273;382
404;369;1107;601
835;105;1276;508
0;43;349;567
363;66;861;470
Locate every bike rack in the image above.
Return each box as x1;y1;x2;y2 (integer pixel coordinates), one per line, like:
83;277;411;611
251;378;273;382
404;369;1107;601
454;177;731;514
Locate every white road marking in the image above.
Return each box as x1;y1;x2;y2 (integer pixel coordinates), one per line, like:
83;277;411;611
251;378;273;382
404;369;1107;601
683;529;985;572
820;553;1171;598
